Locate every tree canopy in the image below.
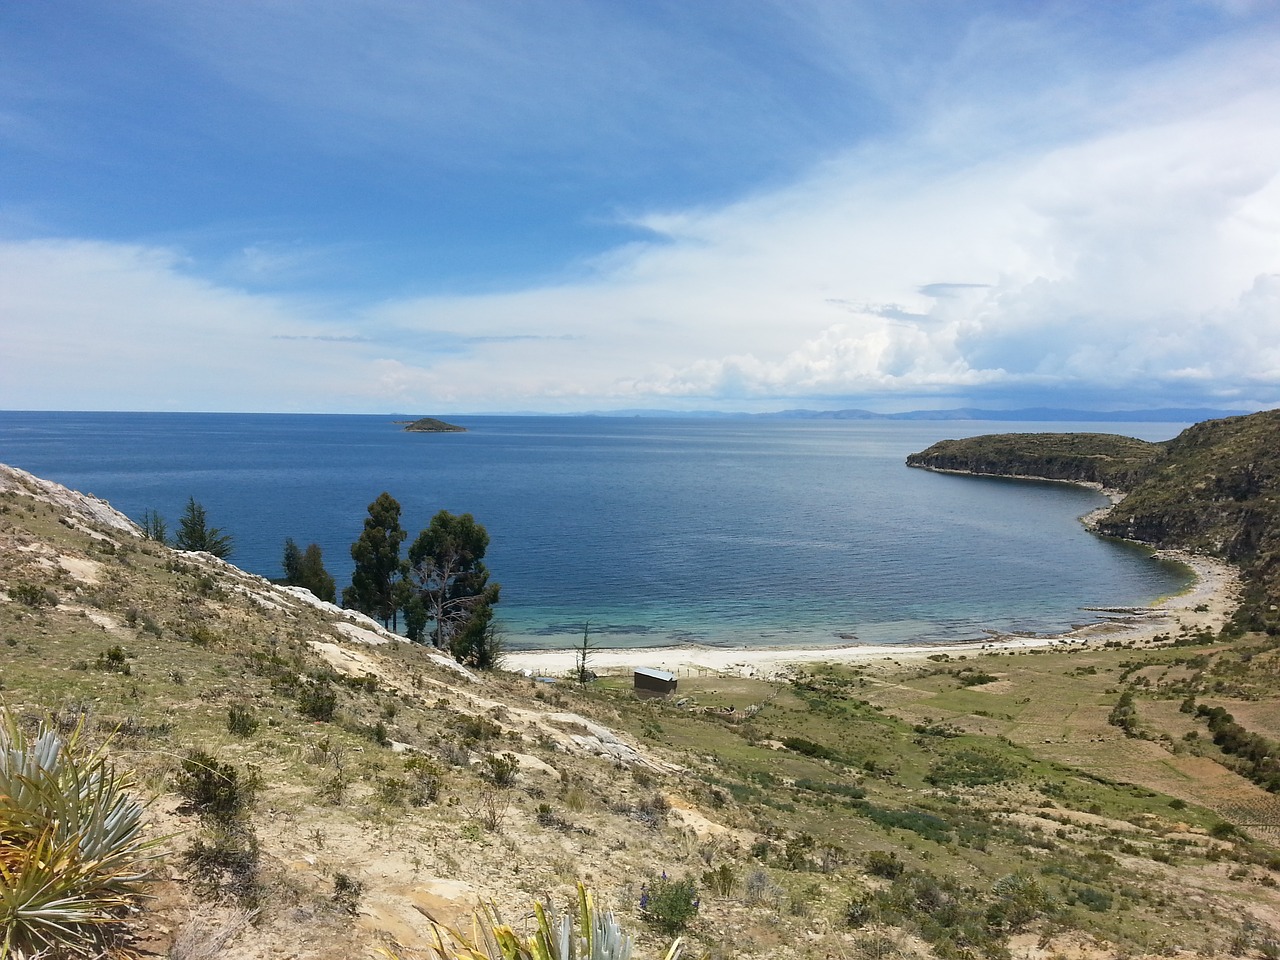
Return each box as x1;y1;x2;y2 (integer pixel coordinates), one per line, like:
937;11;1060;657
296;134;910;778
282;537;337;604
343;492;407;628
173;497;233;558
406;510;500;664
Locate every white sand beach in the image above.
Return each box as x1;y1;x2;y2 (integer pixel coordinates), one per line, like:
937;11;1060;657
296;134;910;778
501;550;1241;680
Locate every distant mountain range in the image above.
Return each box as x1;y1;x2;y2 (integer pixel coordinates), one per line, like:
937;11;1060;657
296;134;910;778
580;406;1256;423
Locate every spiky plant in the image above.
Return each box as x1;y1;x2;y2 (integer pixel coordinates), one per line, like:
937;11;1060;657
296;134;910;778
381;884;684;960
0;709;157;959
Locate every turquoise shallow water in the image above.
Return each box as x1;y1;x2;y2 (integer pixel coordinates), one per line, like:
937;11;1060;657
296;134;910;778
0;412;1192;650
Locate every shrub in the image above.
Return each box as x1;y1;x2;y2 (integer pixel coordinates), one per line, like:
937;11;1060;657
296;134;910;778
333;872;365;915
794;778;866;801
1108;688;1140;737
0;709;157;958
11;581;57;608
702;863;737;898
175;750;254;822
183;819;261;907
454;715;502;743
483;752;519;787
227;704;259;737
845;891;879;927
95;645;131;675
781;736;841;762
642;876;699;935
405;756;443;805
866;850;905;880
1072;885;1112;912
298;679;338;721
743;868;783;907
926;747;1020;787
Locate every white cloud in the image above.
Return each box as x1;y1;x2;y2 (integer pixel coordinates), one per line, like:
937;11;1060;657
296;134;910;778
3;11;1279;414
0;240;373;411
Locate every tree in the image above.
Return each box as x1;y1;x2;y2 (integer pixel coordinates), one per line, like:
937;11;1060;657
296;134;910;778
281;538;336;603
298;543;337;603
139;508;167;544
452;596;504;669
343;493;407;629
282;538;303;583
406;510;500;658
174;497;233;558
575;621;595;685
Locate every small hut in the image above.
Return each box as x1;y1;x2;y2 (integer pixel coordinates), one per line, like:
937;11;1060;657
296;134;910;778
633;667;677;698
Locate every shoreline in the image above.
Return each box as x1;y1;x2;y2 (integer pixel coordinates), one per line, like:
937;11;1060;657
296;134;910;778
500;550;1241;680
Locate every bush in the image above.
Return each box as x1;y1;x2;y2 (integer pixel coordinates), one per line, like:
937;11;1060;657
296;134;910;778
483;752;518;786
11;581;57;608
781;736;841;761
641;876;699;935
702;863;737;897
866;849;905;879
227;704;259;737
0;709;156;957
184;819;261;907
95;645;131;675
298;678;338;721
744;868;783;907
405;756;443;805
175;750;254;822
846;892;879;927
955;669;998;686
926;747;1021;787
333;872;365;915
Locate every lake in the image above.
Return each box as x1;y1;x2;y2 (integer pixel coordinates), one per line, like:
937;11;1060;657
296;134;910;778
0;412;1191;650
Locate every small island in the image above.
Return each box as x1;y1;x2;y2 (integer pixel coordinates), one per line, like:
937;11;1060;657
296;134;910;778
398;416;466;433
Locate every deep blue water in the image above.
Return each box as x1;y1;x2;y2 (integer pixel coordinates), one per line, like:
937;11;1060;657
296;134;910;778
0;412;1192;650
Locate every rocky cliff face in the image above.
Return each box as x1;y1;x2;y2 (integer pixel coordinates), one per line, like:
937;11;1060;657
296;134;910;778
1096;410;1280;626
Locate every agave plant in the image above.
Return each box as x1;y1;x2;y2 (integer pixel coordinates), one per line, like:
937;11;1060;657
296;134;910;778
0;709;157;959
382;884;684;960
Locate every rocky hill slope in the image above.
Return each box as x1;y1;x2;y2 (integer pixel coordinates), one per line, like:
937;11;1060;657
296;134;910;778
907;409;1280;631
905;432;1163;489
4;462;1280;960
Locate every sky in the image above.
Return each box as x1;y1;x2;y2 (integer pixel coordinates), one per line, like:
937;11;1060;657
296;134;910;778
2;1;1279;415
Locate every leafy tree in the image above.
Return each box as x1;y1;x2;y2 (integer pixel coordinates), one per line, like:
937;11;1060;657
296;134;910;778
452;595;504;668
282;538;337;603
282;538;303;584
343;493;407;629
174;497;234;558
406;510;500;658
298;544;337;603
140;508;167;544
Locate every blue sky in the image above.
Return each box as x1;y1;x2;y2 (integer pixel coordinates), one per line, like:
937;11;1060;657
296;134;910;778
3;1;1279;414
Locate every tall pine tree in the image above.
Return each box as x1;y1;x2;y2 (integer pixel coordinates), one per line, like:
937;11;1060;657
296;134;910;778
173;497;233;558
